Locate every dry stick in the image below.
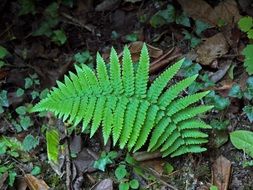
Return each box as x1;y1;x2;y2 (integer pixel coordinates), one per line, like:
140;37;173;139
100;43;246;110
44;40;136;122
150;49;182;74
60;12;94;33
65;126;72;190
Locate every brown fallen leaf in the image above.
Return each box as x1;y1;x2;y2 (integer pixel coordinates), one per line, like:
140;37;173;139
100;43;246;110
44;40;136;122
24;174;49;190
0;172;8;189
178;0;241;26
128;41;163;62
212;155;231;190
196;33;229;65
93;178;113;190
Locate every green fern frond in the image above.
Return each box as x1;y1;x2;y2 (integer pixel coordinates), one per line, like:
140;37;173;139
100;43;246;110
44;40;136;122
31;43;212;157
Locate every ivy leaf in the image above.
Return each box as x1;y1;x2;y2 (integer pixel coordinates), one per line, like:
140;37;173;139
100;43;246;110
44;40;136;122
242;45;253;75
74;50;93;65
247;29;253;39
8;171;17;186
15;106;27;115
150;5;175;28
51;29;67;45
46;129;60;164
18;0;36;16
230;130;253;158
243;105;253;123
238;16;253;32
244;77;253;100
31;166;41;176
228;84;242;98
129;179;139;189
195;20;211;36
0;90;9;113
175;12;190;27
0;46;9;59
20;116;33;130
93;152;114;171
22;134;39;152
115;165;127;180
119;182;130;190
204;91;230;110
16;88;24;97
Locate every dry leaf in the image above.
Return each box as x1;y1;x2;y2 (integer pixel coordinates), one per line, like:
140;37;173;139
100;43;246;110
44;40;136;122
196;33;229;65
212;155;231;190
128;41;163;62
24;174;49;190
178;0;241;26
213;0;241;25
177;0;216;25
93;179;113;190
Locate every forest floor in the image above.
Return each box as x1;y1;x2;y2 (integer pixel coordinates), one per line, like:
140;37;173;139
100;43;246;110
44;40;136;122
0;0;253;190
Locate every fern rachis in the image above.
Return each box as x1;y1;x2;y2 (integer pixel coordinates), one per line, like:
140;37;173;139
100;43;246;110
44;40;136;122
32;43;212;157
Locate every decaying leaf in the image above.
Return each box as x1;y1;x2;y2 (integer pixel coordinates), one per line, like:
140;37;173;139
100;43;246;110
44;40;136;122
178;0;241;26
196;33;229;65
212;156;231;190
24;174;49;190
128;41;163;62
93;178;113;190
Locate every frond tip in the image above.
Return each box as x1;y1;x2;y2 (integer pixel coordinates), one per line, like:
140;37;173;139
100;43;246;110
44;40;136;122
31;43;212;157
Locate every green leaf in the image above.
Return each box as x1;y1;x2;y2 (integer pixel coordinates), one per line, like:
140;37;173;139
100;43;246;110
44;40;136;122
210;119;229;130
243;105;253;122
210;185;219;190
244;77;253;100
22;134;39;151
164;163;174;174
51;29;67;45
46;129;60;164
31;91;40;100
175;12;190;27
0;142;7;154
15;106;27;115
18;0;36;16
31;166;41;176
125;33;138;42
0;46;9;59
180;59;201;77
16;88;24;97
93;152;115;171
39;89;49;99
242;45;253;75
238;16;253;32
247;29;253;39
129;179;139;189
45;2;59;18
195;20;211;36
20;116;33;130
119;182;130;190
204;91;230;110
115;165;127;180
74;50;93;65
25;78;33;89
230;130;253;158
8;171;17;186
0;60;5;68
150;5;175;28
228;84;242;98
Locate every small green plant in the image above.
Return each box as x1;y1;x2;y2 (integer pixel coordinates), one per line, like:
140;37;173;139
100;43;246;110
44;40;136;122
93;151;118;171
230;130;253;158
32;44;212;157
115;164;139;190
32;2;67;46
150;4;190;28
0;45;9;69
238;16;253;75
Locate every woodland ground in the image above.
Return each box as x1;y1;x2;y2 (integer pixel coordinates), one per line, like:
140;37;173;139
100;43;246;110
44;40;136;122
0;0;253;190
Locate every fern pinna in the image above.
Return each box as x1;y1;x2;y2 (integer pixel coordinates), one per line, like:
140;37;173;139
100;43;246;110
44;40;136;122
32;44;213;157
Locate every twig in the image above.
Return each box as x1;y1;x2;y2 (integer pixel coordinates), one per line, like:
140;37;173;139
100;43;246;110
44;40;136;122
60;12;94;33
150;49;182;74
65;125;72;190
133;151;162;161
